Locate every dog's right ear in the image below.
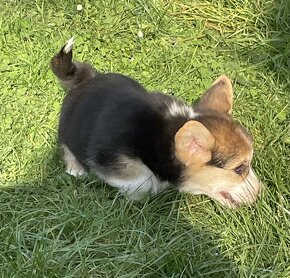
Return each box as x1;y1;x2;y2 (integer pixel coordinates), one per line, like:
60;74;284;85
195;75;233;115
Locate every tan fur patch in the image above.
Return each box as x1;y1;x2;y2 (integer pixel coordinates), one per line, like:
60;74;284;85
199;115;253;168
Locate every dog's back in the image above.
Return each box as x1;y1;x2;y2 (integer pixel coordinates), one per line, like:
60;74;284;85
51;40;184;191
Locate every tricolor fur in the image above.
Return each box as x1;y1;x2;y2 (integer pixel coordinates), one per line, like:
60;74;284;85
51;38;261;208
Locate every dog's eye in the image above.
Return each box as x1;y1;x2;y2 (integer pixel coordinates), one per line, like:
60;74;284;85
234;164;246;175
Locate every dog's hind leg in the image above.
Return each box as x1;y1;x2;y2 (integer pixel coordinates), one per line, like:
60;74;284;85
62;145;85;177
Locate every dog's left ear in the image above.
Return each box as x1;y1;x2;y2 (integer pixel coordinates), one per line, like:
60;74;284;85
175;121;215;166
195;75;233;115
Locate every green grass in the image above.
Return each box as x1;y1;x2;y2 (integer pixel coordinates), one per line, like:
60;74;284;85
0;0;289;277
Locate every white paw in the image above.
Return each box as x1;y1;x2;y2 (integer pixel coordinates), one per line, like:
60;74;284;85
66;167;85;177
63;37;75;54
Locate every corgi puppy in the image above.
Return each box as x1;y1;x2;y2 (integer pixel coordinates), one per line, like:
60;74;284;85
51;38;261;208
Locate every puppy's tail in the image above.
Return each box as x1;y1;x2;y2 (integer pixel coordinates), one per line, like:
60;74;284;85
51;38;96;90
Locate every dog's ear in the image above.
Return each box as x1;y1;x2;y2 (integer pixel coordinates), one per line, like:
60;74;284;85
195;75;233;115
175;121;215;166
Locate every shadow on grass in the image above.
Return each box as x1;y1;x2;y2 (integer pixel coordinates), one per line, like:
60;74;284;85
0;149;239;277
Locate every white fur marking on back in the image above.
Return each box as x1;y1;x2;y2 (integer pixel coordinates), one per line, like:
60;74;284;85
63;37;75;54
62;145;85;176
167;102;198;119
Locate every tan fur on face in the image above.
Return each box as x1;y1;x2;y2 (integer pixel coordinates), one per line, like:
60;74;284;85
199;115;253;168
180;166;260;208
175;75;260;207
178;116;259;207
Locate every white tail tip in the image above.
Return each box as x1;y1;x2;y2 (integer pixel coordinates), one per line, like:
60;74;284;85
63;37;75;54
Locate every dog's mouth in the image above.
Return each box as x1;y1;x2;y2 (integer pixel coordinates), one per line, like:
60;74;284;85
219;191;240;207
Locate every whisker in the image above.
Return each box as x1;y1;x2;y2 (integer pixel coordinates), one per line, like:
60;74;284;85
240;174;256;202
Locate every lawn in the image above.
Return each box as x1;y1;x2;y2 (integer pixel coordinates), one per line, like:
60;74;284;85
0;0;289;277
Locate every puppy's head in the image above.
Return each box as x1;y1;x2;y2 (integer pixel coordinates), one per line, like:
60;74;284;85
175;76;261;208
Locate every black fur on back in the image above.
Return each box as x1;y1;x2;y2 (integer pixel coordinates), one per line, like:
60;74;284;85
58;72;186;183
